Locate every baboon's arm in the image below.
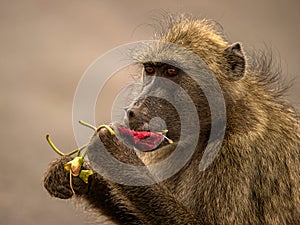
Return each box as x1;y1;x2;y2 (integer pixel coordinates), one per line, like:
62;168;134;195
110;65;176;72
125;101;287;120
44;130;203;224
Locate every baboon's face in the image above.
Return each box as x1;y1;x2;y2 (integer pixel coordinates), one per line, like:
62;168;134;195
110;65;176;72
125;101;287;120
123;62;205;148
120;42;246;151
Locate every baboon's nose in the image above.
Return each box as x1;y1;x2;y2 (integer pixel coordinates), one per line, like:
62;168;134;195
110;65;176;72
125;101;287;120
126;108;136;119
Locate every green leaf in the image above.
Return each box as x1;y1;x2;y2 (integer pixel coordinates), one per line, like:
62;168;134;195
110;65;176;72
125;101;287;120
79;170;93;183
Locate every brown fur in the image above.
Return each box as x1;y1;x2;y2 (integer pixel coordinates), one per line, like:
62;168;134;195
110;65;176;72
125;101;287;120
43;14;300;224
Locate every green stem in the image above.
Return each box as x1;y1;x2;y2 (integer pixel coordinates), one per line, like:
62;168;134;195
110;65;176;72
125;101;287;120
46;134;65;156
97;124;116;135
46;134;88;157
69;172;75;196
79;120;115;135
81;150;88;159
73;144;88;157
163;135;174;144
79;120;97;131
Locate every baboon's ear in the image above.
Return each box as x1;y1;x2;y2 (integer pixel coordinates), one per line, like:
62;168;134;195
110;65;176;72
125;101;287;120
223;42;246;79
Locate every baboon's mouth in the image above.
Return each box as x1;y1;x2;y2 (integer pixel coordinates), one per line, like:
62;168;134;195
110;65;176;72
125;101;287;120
115;126;173;152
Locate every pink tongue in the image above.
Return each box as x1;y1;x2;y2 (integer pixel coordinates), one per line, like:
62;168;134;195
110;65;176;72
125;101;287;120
117;127;165;152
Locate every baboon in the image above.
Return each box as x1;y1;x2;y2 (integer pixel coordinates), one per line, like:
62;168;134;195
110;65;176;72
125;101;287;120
44;14;300;225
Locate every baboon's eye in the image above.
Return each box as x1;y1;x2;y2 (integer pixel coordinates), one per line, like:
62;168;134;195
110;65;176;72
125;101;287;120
166;68;178;76
144;66;155;75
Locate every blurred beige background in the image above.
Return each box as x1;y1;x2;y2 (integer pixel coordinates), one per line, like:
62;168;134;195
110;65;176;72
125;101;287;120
0;0;299;224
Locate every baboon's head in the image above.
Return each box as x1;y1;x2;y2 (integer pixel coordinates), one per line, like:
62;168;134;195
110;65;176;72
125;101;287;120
119;16;246;153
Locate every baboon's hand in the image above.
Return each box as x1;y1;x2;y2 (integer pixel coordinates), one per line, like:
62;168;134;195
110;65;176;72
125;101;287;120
97;128;143;165
43;157;88;199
